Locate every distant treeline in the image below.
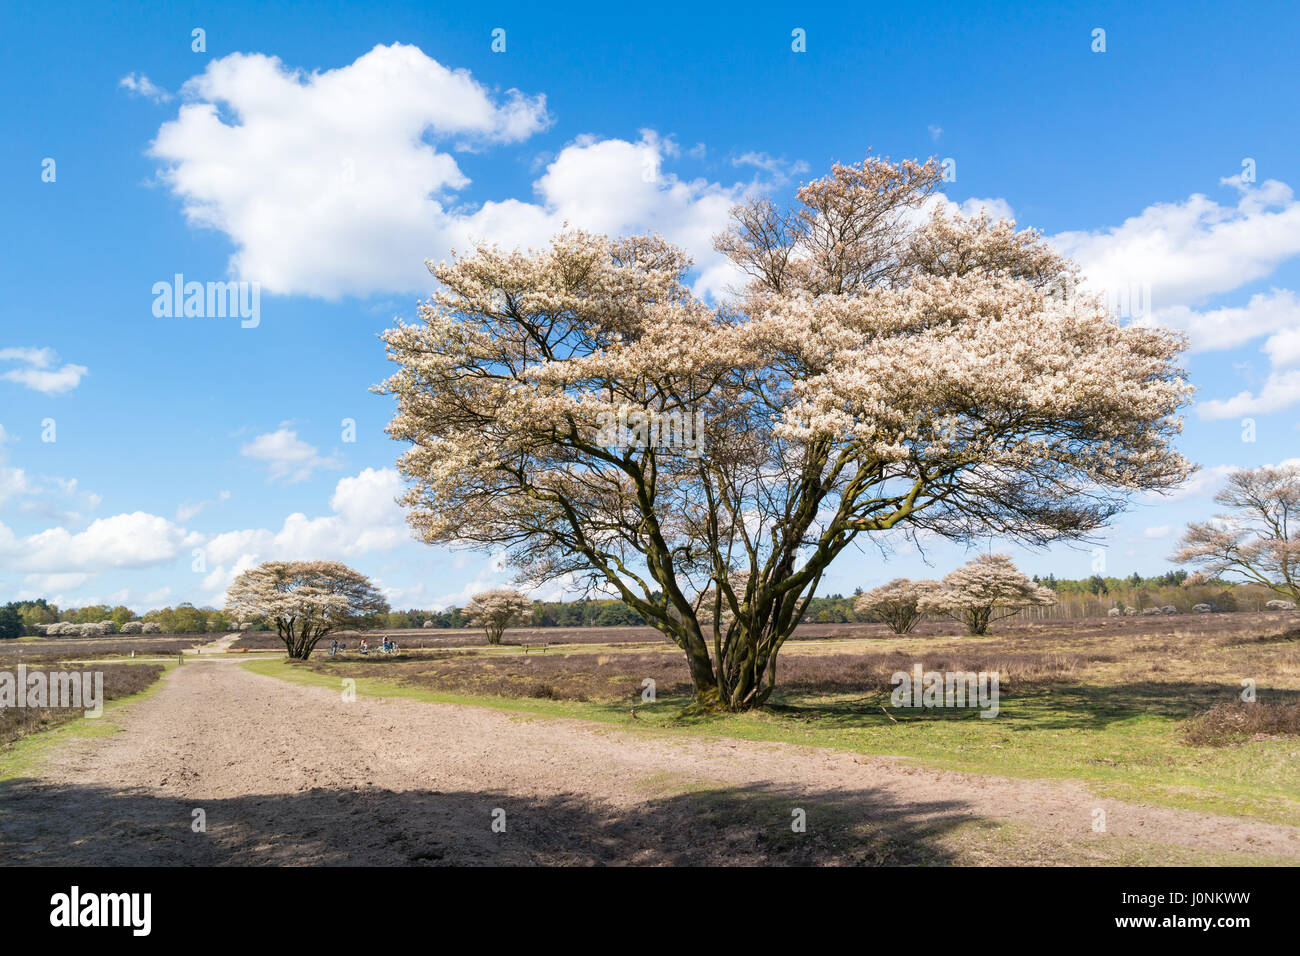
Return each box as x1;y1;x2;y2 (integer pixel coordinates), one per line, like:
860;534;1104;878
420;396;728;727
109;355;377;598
1;599;235;637
1015;571;1282;619
1;572;1285;639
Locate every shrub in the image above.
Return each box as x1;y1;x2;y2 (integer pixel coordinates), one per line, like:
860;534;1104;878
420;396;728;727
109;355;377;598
854;578;940;635
465;589;532;645
141;622;163;634
919;555;1055;635
118;621;144;634
1184;700;1300;746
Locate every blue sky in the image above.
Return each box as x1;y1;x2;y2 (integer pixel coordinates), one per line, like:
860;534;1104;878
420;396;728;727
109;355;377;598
2;0;1299;612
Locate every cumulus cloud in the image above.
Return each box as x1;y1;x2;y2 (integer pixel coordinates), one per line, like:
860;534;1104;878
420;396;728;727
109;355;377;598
453;131;752;298
1141;289;1300;354
1198;369;1300;420
240;428;341;483
0;512;201;573
1054;178;1300;311
1263;324;1300;369
0;347;87;394
149;43;551;298
201;467;411;600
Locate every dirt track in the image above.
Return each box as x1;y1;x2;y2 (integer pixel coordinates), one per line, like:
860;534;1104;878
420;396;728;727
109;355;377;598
1;661;1297;865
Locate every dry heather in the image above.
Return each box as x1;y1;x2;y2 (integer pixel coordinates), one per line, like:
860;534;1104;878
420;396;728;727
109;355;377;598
0;637;200;664
0;664;165;746
1183;700;1300;746
304;646;1118;704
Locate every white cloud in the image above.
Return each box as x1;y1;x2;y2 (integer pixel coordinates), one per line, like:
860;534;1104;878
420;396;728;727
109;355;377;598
0;434;30;506
455;131;751;299
1054;178;1300;310
1197;369;1300;420
1150;463;1238;502
0;347;56;366
1145;289;1300;354
149;43;551;298
176;489;231;522
119;72;173;103
0;347;87;394
0;512;200;573
201;467;411;600
1263;325;1300;369
0;468;30;506
731;151;810;185
953;196;1016;222
23;572;91;591
240;428;341;483
0;427;36;509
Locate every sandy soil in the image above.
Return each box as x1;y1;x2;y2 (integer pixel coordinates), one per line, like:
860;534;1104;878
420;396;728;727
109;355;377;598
1;660;1296;866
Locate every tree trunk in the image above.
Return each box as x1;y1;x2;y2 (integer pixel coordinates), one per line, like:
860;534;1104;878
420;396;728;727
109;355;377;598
679;620;784;714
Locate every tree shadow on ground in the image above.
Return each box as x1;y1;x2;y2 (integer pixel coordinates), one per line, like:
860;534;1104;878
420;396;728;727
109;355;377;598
0;777;973;866
764;683;1300;734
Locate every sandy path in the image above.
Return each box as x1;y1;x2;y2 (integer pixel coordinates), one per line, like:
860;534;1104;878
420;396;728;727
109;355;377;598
1;661;1296;865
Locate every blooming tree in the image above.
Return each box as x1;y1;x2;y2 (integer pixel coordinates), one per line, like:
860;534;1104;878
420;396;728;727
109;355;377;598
920;554;1056;635
379;156;1192;711
854;578;940;634
1172;465;1300;604
464;589;531;644
224;560;390;659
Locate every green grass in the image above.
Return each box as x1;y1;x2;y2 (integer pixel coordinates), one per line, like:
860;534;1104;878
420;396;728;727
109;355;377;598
0;662;175;782
245;657;1300;826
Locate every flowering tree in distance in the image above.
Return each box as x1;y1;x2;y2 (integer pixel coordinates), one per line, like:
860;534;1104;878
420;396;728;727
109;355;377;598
465;589;531;644
920;554;1056;635
379;156;1193;712
1172;465;1300;604
225;560;389;659
854;578;940;634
